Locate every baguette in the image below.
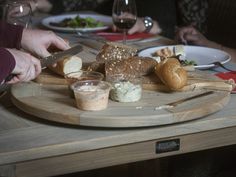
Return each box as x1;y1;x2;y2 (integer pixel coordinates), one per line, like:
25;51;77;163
48;55;82;76
155;58;187;90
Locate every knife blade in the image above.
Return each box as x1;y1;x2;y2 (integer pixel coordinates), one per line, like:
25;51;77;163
40;44;83;68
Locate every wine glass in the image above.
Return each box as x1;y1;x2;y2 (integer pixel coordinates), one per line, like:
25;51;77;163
5;1;32;28
112;0;137;44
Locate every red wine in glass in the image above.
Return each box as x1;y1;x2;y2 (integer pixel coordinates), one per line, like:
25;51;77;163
113;18;136;30
112;0;137;44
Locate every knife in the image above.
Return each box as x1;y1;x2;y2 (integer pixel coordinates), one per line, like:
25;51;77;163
0;44;83;92
40;44;83;69
155;91;214;109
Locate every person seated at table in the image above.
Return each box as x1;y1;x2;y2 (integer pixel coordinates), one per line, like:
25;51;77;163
124;0;208;38
0;20;70;84
176;25;236;62
97;0;201;37
111;0;208;37
28;0;162;35
28;0;211;38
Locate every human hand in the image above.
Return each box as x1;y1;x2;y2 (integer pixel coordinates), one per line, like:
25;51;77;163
112;17;161;35
175;26;210;46
21;29;70;58
128;18;161;35
127;18;145;34
6;49;41;84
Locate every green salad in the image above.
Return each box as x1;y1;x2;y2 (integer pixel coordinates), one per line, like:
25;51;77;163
50;15;104;28
180;59;197;66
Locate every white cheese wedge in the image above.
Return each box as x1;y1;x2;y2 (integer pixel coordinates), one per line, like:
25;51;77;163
174;45;185;58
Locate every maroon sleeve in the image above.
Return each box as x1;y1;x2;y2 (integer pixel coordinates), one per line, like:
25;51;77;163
0;21;24;49
0;48;16;84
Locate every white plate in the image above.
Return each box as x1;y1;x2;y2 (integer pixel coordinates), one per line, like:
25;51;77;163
138;45;231;69
41;13;112;32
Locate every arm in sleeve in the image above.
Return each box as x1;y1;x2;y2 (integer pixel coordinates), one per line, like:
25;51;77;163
0;21;24;49
0;48;16;84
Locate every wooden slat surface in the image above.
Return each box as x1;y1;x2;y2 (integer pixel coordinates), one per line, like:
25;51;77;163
1;96;236;166
14;126;236;177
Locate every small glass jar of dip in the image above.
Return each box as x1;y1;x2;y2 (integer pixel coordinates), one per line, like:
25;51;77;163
65;71;104;98
72;80;111;111
106;74;142;102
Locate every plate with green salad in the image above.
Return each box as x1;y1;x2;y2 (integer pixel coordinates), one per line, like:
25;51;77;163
42;13;112;32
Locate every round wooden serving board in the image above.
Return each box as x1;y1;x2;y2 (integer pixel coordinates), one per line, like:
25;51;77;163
11;81;230;128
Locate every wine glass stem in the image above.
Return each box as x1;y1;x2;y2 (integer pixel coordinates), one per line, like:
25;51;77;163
123;30;127;44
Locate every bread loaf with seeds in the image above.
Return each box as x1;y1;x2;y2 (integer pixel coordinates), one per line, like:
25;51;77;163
87;61;105;74
96;42;137;62
105;56;157;78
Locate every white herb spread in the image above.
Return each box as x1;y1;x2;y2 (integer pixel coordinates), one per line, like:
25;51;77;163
110;81;142;102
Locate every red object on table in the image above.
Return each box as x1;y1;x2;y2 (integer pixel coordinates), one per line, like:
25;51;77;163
96;31;154;41
215;71;236;93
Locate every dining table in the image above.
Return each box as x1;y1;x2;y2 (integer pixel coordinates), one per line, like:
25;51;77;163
1;13;236;177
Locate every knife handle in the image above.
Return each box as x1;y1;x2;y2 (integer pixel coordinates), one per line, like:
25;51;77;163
0;74;15;93
5;74;15;82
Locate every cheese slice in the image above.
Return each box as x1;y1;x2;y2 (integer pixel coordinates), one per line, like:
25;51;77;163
174;45;185;57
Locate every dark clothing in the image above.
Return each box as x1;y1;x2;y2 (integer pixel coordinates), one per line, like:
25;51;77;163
135;0;177;39
48;0;99;14
169;145;236;177
207;0;236;48
48;0;63;14
177;0;208;34
0;21;23;83
133;0;209;38
0;48;15;83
